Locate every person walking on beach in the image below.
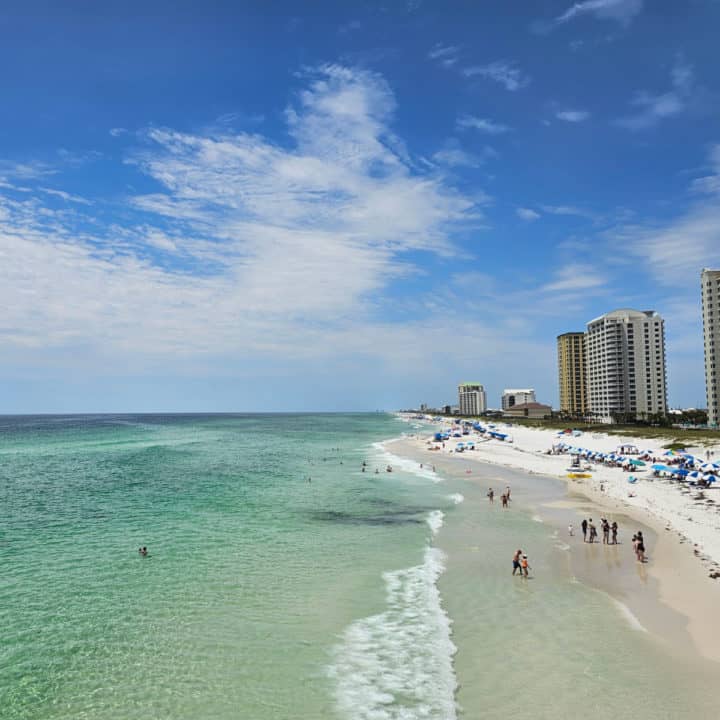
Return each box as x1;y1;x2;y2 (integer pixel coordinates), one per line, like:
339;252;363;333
581;518;588;542
611;521;618;544
487;488;494;503
512;549;522;576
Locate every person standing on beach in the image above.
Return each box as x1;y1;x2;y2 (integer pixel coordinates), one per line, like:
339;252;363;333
602;519;610;545
505;486;511;501
568;523;574;536
588;521;597;544
501;493;508;508
512;549;522;576
636;531;645;562
581;518;588;542
487;488;494;503
611;521;618;544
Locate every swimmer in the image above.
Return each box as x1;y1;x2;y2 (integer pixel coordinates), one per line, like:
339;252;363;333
139;546;148;557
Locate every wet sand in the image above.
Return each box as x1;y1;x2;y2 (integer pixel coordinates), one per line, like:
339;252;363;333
388;437;720;666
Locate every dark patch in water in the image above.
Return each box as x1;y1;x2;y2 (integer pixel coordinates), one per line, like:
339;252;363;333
311;509;426;527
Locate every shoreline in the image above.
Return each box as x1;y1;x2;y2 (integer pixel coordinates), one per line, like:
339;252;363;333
385;428;720;665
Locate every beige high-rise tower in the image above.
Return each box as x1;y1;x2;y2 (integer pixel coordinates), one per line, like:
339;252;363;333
701;269;720;427
557;332;587;416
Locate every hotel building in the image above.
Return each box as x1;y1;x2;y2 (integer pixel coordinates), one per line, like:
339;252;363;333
586;309;667;422
702;269;720;427
501;389;535;411
458;383;487;416
557;332;587;416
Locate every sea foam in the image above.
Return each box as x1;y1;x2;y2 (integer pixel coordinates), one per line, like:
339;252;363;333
372;442;442;483
447;493;465;505
426;509;445;536
328;546;458;720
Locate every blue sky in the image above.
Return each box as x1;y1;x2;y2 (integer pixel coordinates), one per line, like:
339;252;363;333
1;0;719;412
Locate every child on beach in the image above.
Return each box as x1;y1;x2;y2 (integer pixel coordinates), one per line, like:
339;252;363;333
568;523;574;536
521;555;530;578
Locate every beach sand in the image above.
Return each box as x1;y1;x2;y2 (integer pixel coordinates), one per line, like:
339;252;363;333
387;427;720;666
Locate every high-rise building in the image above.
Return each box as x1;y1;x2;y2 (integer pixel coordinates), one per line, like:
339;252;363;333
586;309;667;422
458;383;487;416
701;269;720;427
501;389;535;410
557;332;587;416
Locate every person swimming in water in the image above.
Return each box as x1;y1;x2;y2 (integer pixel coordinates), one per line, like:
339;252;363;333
139;546;148;557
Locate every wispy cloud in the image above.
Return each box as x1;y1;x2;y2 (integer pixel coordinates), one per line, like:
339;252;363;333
463;61;530;91
516;207;541;221
541;263;607;292
556;110;590;122
540;204;594;219
556;0;643;26
616;55;694;130
0;64;482;361
428;43;460;68
690;144;720;195
457;114;510;134
611;144;720;283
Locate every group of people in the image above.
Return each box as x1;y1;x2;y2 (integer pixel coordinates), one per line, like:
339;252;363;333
487;485;512;508
576;517;619;544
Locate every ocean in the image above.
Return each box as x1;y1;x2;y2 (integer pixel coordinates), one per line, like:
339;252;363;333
1;414;716;719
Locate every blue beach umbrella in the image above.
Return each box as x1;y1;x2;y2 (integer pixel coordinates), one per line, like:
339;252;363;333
651;464;671;471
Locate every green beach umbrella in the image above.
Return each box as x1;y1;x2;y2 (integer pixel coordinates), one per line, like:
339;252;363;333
629;459;646;466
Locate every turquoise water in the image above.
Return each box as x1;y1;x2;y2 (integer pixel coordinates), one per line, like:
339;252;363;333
2;414;718;720
1;414;456;720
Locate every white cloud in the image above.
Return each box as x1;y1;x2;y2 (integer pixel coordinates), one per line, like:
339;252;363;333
616;55;694;130
516;207;541;221
457;114;510;134
0;65;481;362
556;0;643;26
432;147;480;168
463;61;529;91
690;144;720;195
428;43;460;68
556;110;590;122
541;263;607;292
540;204;594;218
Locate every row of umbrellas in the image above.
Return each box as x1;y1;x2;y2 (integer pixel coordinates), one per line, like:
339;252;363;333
555;442;717;484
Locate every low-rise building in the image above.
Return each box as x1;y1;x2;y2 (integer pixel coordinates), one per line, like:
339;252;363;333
503;402;552;419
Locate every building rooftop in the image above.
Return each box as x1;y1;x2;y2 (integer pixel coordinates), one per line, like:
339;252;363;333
504;402;551;411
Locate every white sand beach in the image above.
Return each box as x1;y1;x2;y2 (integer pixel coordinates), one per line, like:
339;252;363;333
391;418;720;663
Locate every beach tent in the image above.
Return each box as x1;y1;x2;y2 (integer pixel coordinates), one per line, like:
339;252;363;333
628;459;646;467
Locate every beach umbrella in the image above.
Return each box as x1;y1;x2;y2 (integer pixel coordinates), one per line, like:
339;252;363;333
629;459;646;466
687;471;702;480
700;462;720;471
674;468;689;477
651;463;670;471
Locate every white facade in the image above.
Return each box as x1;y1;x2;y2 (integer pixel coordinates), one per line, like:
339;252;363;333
701;269;720;427
586;309;667;422
458;383;487;416
501;389;536;410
